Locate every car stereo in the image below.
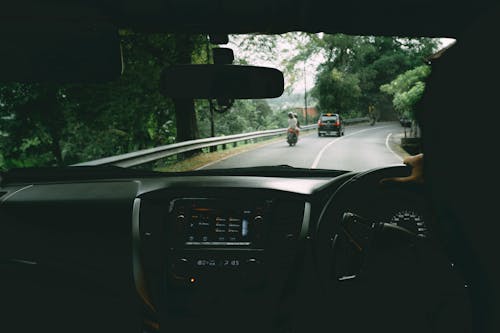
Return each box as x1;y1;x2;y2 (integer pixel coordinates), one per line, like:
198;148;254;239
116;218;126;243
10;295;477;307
168;198;270;248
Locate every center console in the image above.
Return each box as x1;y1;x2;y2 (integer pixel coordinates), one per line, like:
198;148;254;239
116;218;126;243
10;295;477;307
136;189;309;333
166;198;271;288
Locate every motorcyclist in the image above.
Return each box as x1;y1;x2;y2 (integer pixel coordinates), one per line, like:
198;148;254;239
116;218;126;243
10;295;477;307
288;112;298;133
293;112;300;127
287;112;298;144
293;112;300;135
368;104;377;125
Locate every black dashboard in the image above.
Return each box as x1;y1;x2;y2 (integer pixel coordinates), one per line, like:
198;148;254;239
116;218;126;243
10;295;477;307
0;168;466;333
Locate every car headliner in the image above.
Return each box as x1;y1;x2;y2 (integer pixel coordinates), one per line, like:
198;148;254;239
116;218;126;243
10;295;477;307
2;0;498;38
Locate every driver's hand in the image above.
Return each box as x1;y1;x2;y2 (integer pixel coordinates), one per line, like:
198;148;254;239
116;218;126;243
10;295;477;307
381;153;424;184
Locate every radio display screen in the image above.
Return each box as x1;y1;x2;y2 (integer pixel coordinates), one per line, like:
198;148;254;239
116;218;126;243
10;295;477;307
170;199;267;246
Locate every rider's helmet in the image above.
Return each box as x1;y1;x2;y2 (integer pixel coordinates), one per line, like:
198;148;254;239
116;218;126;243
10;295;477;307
288;112;293;118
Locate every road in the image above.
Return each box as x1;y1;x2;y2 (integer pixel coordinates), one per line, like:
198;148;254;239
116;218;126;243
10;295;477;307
202;122;407;172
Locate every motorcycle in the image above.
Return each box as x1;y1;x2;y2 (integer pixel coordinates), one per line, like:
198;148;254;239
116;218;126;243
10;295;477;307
287;128;298;146
369;115;376;126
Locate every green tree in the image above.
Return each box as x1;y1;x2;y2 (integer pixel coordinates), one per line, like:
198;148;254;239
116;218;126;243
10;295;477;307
0;30;207;169
380;65;431;120
0;83;70;168
312;68;361;113
352;37;437;119
197;99;276;137
290;34;438;119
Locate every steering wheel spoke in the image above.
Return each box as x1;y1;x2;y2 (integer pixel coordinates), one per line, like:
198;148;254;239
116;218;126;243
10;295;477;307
341;212;375;251
329;212;377;282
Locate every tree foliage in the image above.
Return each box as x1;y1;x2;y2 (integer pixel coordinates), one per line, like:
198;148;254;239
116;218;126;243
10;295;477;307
380;65;432;119
0;31;206;169
0;31;290;170
197;99;282;138
312;68;361;113
230;32;438;120
301;34;438;119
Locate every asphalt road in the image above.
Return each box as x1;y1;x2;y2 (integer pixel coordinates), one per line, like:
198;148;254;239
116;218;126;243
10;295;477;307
202;121;407;172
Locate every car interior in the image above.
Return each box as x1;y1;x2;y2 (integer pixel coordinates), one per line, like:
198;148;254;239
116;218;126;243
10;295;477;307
1;1;499;333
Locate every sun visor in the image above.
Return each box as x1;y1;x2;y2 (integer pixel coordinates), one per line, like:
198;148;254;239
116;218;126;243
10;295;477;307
0;21;123;83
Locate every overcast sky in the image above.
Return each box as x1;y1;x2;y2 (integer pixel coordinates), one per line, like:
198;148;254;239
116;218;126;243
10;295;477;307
229;33;323;95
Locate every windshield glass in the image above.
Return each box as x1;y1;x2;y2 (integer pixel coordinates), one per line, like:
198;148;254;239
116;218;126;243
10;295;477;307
320;115;338;121
0;32;453;173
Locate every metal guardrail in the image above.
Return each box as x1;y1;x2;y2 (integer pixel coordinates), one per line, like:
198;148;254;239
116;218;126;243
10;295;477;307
73;117;367;168
340;117;368;125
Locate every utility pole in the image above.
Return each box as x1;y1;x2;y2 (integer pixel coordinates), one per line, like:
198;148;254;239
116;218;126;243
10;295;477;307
304;61;308;125
206;36;215;140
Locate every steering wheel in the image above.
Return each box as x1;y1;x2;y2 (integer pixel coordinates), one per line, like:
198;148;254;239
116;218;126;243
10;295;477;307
312;165;461;332
314;165;426;283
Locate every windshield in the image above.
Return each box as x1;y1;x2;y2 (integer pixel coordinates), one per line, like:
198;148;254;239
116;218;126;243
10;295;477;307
0;32;453;173
320;115;338;121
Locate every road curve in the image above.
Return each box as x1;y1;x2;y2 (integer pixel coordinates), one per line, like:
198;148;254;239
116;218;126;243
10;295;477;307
202;122;406;172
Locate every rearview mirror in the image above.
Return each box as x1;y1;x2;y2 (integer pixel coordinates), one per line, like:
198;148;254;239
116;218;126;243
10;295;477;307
160;65;284;99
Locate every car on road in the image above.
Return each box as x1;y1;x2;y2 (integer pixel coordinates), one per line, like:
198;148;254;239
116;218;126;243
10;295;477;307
317;113;344;136
399;116;412;127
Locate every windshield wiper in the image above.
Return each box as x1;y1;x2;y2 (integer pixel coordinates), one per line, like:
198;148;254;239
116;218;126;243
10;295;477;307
172;165;349;178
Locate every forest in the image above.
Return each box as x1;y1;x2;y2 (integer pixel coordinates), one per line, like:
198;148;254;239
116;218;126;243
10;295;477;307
0;31;438;169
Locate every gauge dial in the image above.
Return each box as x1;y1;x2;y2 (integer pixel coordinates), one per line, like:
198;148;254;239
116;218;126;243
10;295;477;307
389;210;427;237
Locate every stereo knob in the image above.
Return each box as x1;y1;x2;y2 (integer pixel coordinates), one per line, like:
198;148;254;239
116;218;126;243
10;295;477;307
175;215;185;233
246;258;261;266
243;258;264;288
254;215;263;223
172;258;190;278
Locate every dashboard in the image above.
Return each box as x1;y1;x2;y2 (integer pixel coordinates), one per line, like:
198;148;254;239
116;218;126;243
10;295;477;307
0;168;463;333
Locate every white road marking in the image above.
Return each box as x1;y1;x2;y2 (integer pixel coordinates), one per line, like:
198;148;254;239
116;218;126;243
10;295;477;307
0;184;33;204
311;137;344;168
385;133;404;162
311;125;393;169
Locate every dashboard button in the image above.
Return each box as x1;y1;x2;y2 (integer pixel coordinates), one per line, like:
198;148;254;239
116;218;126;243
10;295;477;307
246;258;261;265
172;258;190;277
